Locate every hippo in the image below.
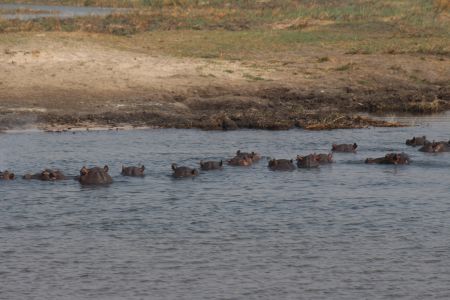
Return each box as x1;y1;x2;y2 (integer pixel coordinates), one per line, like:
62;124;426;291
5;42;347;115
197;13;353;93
268;159;296;171
78;166;112;185
172;164;199;178
23;169;66;181
296;154;320;168
236;150;261;162
227;155;253;166
406;136;429;146
419;141;450;153
121;165;145;177
0;170;15;180
314;153;333;164
365;153;410;165
200;160;223;171
331;143;358;153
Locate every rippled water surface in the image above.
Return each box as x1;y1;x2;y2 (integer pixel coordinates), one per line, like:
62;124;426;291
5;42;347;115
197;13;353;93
0;3;125;20
1;115;450;299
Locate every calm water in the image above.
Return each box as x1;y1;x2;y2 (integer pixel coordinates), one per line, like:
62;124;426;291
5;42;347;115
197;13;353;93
0;3;126;20
1;115;450;299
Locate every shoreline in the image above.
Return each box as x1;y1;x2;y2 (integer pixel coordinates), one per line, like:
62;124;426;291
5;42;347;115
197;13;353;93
1;32;449;131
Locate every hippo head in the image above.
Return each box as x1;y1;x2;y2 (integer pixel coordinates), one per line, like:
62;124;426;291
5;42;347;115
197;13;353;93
79;165;112;185
121;165;145;177
237;150;260;162
172;164;199;178
0;170;15;180
42;169;65;181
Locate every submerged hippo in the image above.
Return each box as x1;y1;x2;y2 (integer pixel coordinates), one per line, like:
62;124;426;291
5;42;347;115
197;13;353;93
332;143;358;153
228;154;253;166
419;141;450;153
268;159;296;171
78;166;112;185
23;169;66;181
314;153;333;164
172;164;199;178
200;160;223;171
406;136;429;146
365;153;410;165
0;170;15;180
236;150;261;162
296;154;320;168
121;165;145;177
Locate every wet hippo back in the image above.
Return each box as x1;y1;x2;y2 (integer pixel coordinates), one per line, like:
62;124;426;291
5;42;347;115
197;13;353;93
419;141;450;153
200;160;223;171
315;153;333;164
0;170;15;180
331;143;357;153
172;164;199;178
406;136;429;146
23;169;65;181
121;165;145;177
296;154;320;168
78;166;112;185
268;159;296;171
228;155;252;166
365;153;410;165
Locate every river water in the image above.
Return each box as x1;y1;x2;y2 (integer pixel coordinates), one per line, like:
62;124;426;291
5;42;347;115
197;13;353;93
1;114;450;299
0;3;126;20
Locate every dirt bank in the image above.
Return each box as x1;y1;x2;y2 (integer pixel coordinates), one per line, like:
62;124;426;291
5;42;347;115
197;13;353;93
1;32;449;131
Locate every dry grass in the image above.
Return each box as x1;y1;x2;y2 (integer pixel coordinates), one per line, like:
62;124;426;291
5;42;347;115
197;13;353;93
0;1;449;63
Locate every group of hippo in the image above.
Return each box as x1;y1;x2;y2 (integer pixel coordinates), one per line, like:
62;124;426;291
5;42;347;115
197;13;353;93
2;135;442;183
0;165;144;185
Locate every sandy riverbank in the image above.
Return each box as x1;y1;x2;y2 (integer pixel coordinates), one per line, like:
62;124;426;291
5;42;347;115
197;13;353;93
1;32;449;131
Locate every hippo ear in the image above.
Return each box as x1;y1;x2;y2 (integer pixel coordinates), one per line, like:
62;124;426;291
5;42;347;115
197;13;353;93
237;150;241;155
104;165;109;173
122;165;125;171
80;167;88;175
290;159;293;163
200;160;203;167
191;169;196;175
353;143;358;149
219;160;223;166
141;165;145;171
171;163;177;170
9;173;15;180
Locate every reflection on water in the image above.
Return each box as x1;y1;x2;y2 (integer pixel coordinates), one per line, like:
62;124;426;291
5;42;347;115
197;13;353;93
0;3;126;20
1;115;450;299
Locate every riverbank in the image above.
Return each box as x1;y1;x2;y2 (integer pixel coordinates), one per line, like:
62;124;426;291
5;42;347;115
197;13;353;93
0;0;449;130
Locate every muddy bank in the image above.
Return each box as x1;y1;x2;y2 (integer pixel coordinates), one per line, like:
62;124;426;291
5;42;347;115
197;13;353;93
1;32;449;131
5;84;447;130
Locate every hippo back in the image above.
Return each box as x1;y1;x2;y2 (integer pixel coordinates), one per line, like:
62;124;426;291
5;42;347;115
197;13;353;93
23;169;65;181
228;155;252;166
121;165;145;177
297;155;320;168
79;166;112;185
315;153;333;164
200;160;223;171
268;159;295;171
172;164;199;178
332;143;357;153
406;136;429;146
